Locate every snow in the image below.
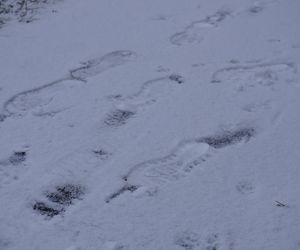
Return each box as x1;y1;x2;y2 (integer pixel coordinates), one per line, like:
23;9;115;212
0;0;300;249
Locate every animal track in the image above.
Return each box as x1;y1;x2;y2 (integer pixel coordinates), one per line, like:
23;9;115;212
211;62;297;92
0;50;137;121
33;184;85;218
170;10;231;46
115;127;255;197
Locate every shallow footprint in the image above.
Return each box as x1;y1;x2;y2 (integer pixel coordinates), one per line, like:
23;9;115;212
113;74;183;109
211;62;297;92
1;50;137;121
123;127;255;191
124;140;210;188
70;50;137;80
170;10;231;46
2;80;75;118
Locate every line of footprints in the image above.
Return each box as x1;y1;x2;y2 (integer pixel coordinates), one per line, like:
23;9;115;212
0;22;296;218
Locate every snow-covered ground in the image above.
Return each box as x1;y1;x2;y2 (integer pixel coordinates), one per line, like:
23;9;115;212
0;0;300;249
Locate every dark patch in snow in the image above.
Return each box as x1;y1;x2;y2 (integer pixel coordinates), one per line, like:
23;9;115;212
0;0;63;28
46;184;85;205
93;149;111;160
248;5;264;14
0;113;7;122
105;185;139;203
169;74;184;84
33;184;85;217
8;151;27;165
198;127;255;149
204;10;230;24
104;109;135;127
33;201;63;217
174;231;201;250
275;201;289;208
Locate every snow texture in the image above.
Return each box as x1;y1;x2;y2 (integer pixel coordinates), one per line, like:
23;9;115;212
0;0;300;249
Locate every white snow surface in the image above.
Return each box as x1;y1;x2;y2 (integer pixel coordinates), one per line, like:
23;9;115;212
0;0;300;249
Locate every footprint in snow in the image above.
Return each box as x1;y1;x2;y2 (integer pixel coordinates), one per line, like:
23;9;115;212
0;50;137;121
170;9;231;46
33;183;85;218
106;127;255;202
211;62;297;92
70;50;137;81
104;74;184;128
